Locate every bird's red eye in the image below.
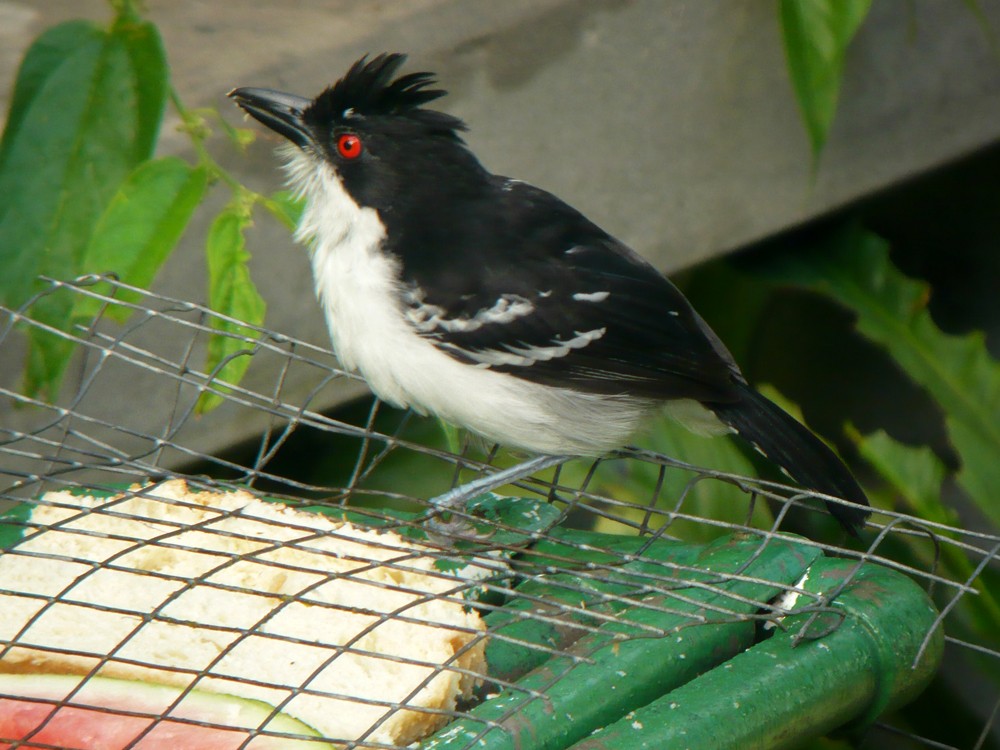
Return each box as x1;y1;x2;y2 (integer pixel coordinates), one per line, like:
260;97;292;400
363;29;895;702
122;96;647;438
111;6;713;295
336;133;363;160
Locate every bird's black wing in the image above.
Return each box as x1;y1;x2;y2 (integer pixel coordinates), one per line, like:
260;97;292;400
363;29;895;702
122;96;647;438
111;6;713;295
393;179;871;534
397;179;743;404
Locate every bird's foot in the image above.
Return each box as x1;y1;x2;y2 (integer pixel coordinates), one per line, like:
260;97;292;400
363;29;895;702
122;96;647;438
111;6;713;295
423;454;571;541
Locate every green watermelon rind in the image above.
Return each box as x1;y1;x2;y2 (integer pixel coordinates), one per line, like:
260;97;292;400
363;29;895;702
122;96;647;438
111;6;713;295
0;672;335;749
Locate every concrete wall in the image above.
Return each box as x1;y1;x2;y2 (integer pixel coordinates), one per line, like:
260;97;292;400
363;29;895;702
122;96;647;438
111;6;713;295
2;0;999;466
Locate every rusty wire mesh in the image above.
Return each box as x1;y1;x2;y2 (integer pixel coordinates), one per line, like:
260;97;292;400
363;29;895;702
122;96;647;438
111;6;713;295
0;275;997;750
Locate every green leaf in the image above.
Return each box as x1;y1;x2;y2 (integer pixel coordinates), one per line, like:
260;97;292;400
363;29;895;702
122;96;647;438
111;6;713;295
75;158;208;323
853;429;1000;651
677;261;773;370
0;21;109;307
0;21;98;171
779;0;872;159
0;17;169;399
438;419;463;455
113;14;169;161
198;202;267;413
643;426;772;542
583;418;772;542
752;224;1000;527
266;189;305;231
851;429;952;527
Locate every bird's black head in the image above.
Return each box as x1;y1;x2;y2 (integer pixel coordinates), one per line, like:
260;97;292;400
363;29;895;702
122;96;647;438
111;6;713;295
229;53;489;218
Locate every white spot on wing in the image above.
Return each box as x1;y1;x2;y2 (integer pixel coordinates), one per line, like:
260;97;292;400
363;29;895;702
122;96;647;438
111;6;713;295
460;327;607;367
572;291;610;303
404;291;534;333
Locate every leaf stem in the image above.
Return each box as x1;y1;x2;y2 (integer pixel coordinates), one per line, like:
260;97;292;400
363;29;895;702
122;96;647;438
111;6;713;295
108;0;143;23
168;87;296;228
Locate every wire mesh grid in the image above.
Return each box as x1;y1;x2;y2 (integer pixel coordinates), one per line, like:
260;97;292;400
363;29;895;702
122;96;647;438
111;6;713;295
0;275;997;749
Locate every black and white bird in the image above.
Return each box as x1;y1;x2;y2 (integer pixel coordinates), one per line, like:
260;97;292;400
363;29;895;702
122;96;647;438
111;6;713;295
229;53;870;535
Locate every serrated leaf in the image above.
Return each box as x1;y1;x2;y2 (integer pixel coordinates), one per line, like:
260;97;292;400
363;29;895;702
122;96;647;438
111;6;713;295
0;17;169;400
852;429;952;526
853;429;1000;650
75;158;208;323
752;224;1000;527
198;203;267;413
779;0;872;159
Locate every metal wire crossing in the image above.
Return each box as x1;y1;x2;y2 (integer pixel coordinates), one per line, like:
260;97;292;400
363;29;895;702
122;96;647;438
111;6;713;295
0;276;996;749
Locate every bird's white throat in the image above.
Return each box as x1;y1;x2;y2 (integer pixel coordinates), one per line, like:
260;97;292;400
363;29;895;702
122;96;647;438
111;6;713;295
283;148;394;378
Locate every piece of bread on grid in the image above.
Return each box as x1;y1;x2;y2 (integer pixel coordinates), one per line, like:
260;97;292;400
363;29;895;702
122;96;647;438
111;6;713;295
0;479;487;746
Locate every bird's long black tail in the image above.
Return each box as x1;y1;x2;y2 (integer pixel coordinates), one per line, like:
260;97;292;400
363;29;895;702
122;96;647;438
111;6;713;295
707;384;871;535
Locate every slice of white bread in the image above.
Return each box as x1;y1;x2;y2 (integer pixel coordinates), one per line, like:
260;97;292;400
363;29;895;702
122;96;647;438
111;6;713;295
0;480;487;745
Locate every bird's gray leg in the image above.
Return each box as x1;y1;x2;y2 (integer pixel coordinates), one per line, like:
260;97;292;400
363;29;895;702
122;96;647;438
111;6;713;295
428;454;571;516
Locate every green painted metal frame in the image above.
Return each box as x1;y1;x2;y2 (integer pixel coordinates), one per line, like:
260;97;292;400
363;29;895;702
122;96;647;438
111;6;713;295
425;536;942;750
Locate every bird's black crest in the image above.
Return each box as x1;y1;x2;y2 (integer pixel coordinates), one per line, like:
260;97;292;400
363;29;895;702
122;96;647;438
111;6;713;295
304;53;466;140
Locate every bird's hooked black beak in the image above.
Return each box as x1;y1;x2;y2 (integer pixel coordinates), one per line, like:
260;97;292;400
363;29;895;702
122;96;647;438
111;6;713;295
228;87;314;149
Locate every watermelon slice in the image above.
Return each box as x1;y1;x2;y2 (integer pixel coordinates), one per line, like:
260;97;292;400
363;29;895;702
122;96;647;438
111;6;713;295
0;673;334;749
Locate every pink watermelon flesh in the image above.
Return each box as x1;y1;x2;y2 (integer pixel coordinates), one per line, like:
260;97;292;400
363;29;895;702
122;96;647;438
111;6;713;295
0;673;331;750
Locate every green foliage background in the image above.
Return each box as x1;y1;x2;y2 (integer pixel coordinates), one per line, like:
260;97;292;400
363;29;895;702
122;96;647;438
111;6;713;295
0;0;289;409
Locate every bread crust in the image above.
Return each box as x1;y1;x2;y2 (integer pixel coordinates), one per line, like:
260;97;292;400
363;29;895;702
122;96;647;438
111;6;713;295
0;480;487;745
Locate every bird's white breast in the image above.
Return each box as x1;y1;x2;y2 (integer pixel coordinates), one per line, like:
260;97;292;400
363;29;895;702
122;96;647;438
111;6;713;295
285;150;650;455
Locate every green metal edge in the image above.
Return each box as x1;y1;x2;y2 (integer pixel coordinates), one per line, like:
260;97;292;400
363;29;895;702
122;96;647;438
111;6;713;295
423;534;820;750
483;541;705;683
571;557;943;750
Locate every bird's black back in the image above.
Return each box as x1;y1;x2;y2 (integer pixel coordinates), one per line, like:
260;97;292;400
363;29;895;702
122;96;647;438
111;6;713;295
383;171;744;404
